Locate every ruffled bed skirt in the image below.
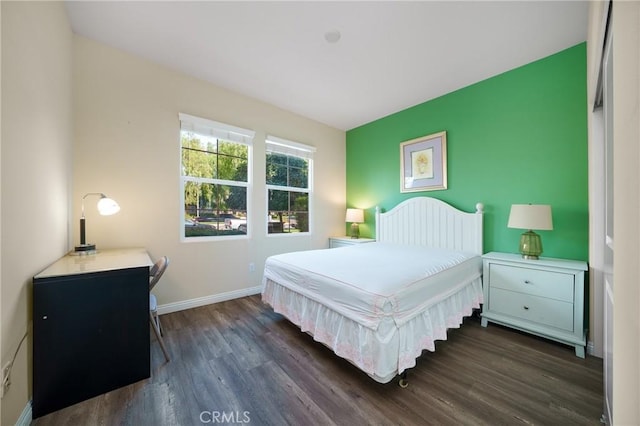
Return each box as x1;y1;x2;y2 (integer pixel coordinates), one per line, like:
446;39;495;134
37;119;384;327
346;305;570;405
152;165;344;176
262;277;483;383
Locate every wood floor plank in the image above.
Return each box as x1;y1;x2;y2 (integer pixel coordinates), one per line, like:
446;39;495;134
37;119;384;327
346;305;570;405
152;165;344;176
33;295;603;426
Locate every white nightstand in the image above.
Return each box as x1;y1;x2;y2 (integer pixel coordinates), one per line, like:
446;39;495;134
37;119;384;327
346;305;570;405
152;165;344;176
481;252;588;358
329;236;376;248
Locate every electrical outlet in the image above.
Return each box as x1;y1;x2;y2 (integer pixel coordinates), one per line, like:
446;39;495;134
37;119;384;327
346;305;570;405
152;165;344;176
249;262;255;272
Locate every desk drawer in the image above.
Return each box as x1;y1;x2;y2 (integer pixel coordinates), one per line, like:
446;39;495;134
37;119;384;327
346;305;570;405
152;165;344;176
489;263;574;302
490;287;574;332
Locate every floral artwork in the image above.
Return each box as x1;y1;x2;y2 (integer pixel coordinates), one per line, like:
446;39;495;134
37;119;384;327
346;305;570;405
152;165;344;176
400;131;447;192
411;148;433;179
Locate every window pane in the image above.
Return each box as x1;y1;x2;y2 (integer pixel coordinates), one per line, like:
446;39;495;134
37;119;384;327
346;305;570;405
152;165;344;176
217;141;248;181
181;132;249;182
184;183;247;236
288;157;308;188
266;162;288;186
267;152;287;165
181;133;216;179
268;189;308;233
290;192;309;232
266;153;309;188
289;165;308;188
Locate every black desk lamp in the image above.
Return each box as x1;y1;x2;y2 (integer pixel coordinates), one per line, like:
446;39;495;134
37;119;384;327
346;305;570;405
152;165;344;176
74;193;120;252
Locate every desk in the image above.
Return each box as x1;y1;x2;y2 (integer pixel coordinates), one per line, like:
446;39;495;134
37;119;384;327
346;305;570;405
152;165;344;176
32;248;152;418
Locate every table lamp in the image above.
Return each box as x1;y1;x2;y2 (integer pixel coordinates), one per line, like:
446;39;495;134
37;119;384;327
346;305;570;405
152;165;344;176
75;193;120;253
345;208;364;239
507;204;553;259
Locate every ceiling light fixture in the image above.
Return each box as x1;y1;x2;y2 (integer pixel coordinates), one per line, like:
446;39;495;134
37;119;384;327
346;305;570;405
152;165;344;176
324;30;341;44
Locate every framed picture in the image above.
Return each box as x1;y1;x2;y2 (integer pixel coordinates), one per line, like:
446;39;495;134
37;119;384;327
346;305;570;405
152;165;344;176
400;131;447;192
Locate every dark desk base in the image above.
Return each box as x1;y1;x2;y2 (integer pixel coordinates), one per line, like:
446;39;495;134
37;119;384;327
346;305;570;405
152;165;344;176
33;267;150;418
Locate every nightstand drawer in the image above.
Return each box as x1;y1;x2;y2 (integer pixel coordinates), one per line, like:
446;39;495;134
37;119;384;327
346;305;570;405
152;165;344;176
490;288;574;332
489;264;574;302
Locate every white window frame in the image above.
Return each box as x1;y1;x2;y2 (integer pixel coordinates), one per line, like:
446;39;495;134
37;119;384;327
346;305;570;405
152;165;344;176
265;135;315;236
179;113;254;241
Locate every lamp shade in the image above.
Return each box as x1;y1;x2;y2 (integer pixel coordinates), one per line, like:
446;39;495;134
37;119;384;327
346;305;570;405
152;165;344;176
345;208;364;223
97;196;120;216
507;204;553;231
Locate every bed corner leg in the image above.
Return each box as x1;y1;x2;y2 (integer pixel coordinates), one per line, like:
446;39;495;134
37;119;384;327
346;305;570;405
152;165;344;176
398;371;408;388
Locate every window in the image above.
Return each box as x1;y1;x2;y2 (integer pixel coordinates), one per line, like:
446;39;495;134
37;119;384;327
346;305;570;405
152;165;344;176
180;113;253;239
266;135;314;234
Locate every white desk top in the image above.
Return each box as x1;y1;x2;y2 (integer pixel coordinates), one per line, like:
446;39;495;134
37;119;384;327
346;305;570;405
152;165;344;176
34;248;153;279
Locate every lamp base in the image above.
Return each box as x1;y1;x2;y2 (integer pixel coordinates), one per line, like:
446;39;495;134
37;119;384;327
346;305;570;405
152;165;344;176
350;223;360;239
519;230;542;260
74;243;96;253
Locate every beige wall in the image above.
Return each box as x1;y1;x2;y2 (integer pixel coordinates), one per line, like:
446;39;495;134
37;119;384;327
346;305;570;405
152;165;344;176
611;1;640;424
73;36;346;310
1;1;73;424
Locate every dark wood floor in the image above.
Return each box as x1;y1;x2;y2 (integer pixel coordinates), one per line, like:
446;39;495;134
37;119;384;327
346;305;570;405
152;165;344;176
33;295;603;426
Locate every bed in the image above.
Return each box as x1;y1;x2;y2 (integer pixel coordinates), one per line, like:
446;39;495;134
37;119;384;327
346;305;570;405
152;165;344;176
261;197;484;385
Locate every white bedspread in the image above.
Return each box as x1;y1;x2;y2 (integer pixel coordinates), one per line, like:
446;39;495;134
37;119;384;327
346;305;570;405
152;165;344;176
263;242;482;330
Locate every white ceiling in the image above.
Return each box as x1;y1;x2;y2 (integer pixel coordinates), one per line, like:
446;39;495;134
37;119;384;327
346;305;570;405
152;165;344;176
65;1;588;131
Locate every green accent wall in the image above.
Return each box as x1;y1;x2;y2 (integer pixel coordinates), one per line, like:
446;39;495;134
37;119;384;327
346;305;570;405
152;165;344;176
346;43;588;261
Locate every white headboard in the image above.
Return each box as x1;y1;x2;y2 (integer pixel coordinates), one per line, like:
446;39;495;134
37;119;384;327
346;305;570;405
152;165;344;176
375;197;484;255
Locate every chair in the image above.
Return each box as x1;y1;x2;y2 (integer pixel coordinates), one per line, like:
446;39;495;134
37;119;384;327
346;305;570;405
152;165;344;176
149;256;170;362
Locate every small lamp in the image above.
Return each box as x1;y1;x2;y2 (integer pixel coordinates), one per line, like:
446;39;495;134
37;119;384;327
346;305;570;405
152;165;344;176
507;204;553;260
74;193;120;253
345;208;364;239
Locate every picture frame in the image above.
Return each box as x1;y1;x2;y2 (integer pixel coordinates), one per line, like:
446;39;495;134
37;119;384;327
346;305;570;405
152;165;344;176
400;131;447;192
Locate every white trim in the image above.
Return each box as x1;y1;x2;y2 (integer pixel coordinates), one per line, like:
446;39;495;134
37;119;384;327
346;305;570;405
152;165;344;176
182;176;250;188
156;286;262;315
588;106;605;359
179;112;255;144
266;183;310;193
15;401;32;426
266;135;315;159
266;135;316;152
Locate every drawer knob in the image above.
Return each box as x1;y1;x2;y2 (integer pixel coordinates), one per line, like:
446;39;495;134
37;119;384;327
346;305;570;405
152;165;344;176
524;280;531;284
523;306;529;310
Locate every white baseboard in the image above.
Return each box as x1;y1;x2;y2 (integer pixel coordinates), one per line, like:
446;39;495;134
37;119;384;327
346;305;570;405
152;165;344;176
587;340;600;357
16;400;32;426
156;286;262;315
